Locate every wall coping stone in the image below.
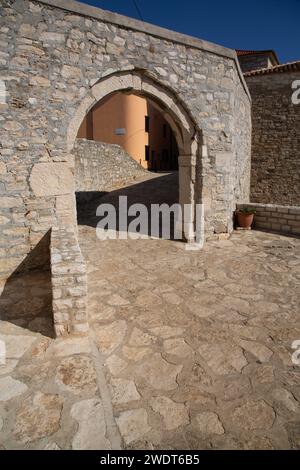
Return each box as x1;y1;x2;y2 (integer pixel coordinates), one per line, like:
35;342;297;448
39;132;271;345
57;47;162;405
237;202;300;214
36;0;250;101
237;203;300;236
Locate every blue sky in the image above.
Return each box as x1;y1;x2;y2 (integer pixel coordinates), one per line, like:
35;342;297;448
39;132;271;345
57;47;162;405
79;0;300;63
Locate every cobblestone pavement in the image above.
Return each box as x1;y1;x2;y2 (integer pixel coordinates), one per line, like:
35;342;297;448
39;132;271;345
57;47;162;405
1;174;300;450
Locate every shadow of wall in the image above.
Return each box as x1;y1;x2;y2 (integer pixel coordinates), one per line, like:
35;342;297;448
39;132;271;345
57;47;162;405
0;231;54;338
76;172;180;240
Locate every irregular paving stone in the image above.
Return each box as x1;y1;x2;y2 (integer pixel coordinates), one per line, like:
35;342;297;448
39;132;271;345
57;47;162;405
29;338;52;359
232;399;275;430
122;346;151;362
242;436;275;450
116;408;150;445
43;442;61;450
135;353;182;390
173;386;216;407
218;296;251;315
90;306;115;322
275;345;294;366
0;359;18;376
149;326;185;338
0;335;36;359
222;376;252;401
46;337;91;357
107;294;129;306
227;324;268;341
17;361;53;386
163;338;193;357
55;355;97;395
95;320;127;355
71;399;111;450
196;412;224;436
150;396;189;430
238;339;273;363
245;364;275;386
198;342;248;375
162;292;182;305
0;376;28;401
109;378;141;405
14;392;63;443
190;362;213;390
254;301;279;313
129;327;156;346
105;355;128;376
284;422;300;449
135;292;162;307
187;302;213;318
273;389;300;413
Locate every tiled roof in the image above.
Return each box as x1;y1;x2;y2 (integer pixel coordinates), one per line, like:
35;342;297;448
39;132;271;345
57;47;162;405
236;49;279;64
236;49;273;56
244;60;300;77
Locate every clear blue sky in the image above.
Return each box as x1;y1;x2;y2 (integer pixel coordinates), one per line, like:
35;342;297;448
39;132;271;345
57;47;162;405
78;0;300;63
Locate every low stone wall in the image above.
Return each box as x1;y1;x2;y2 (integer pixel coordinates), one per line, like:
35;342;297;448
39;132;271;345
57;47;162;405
237;203;300;236
74;138;146;194
50;226;88;337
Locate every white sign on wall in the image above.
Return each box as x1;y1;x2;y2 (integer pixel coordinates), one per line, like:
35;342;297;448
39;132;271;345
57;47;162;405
115;128;126;135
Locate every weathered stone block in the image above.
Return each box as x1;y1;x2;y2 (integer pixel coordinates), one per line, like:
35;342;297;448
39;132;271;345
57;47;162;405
29;163;74;197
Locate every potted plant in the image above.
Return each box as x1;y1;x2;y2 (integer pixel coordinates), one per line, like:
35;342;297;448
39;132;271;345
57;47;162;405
236;207;256;229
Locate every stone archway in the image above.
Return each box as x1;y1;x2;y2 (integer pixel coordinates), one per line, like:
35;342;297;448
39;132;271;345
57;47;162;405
68;70;202;244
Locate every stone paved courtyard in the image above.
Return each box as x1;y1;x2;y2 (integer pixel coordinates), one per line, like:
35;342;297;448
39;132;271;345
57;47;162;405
1;174;300;450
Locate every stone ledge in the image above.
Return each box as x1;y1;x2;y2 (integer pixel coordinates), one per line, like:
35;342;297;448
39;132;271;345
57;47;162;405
50;225;89;337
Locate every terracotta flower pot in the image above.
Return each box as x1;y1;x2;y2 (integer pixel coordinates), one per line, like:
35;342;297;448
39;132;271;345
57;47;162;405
237;211;254;229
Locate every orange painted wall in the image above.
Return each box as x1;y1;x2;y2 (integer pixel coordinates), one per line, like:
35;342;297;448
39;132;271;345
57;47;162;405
77;93;178;170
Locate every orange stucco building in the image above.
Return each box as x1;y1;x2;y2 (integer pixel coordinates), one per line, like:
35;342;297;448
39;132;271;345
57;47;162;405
77;92;178;170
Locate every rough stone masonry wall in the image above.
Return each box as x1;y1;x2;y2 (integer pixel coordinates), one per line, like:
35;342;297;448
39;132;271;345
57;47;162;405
50;225;88;336
246;72;300;206
237;203;300;236
0;0;251;288
74;138;146;193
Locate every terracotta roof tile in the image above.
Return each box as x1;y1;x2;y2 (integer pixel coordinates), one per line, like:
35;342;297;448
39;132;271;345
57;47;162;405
236;49;279;65
244;60;300;77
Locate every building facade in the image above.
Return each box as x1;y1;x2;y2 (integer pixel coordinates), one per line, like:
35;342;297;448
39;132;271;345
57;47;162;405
77;93;178;170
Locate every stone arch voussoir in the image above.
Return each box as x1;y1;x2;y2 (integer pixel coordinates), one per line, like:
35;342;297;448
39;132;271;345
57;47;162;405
67;70;199;156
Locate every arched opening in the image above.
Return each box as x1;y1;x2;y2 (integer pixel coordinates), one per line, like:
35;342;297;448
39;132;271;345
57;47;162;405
68;71;202;244
77;92;179;171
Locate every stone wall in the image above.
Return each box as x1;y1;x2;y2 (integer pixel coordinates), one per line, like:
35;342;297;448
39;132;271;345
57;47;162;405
237;203;300;236
74;138;146;193
246;72;300;206
0;0;251;286
50;225;88;336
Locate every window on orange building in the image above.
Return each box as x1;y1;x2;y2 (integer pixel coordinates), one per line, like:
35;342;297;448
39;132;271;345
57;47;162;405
145;116;150;133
